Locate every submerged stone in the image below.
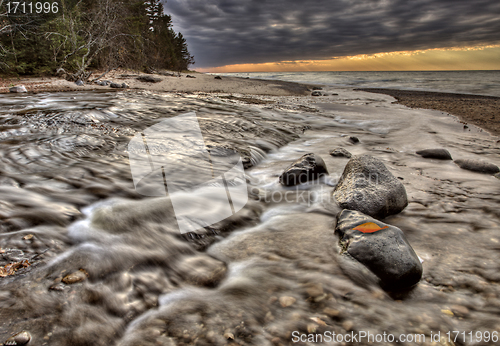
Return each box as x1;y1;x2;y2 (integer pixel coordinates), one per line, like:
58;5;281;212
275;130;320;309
333;155;408;218
416;148;452;160
329;147;352;158
279;153;329;186
454;159;499;174
336;210;422;290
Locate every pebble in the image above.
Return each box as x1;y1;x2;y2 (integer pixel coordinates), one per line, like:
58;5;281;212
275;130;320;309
329;147;352;158
279;296;296;307
323;307;340;317
62;269;88;284
416;148;452;160
454;159;499;174
4;331;31;345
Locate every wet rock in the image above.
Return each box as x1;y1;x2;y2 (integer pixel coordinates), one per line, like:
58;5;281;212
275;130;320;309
186;75;196;78
416;148;452;160
279;296;296;307
62;269;88;284
349;136;359;144
333;155;408;218
312;87;323;90
336;209;422;290
329;147;352;158
279;153;329;186
214;76;222;80
75;80;84;86
136;75;162;83
121;83;129;89
454;159;499;174
495;172;500;180
176;255;227;287
109;83;122;88
311;91;322;96
9;85;27;93
4;330;31;345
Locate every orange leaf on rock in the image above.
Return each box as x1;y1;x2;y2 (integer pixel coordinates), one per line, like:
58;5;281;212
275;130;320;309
352;222;388;233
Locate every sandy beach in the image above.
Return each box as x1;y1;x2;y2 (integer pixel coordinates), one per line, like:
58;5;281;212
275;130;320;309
0;70;311;96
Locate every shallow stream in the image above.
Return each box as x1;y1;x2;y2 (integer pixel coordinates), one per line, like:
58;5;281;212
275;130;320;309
0;88;499;345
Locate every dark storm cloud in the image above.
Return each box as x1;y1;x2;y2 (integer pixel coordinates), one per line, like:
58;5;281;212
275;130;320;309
164;0;500;67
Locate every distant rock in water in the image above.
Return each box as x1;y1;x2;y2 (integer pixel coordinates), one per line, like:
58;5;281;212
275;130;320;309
312;86;323;90
336;210;423;290
333;155;408;218
330;147;352;158
214;76;222;80
416;148;452;160
75;79;84;86
279;153;329;186
454;159;499;174
9;85;27;93
137;75;162;83
311;91;322;96
349;136;360;144
186;75;196;78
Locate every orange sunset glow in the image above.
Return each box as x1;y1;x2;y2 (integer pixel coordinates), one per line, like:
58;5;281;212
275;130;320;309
197;45;500;73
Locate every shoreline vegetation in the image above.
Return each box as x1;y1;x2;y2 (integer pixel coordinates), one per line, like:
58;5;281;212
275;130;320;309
1;0;194;81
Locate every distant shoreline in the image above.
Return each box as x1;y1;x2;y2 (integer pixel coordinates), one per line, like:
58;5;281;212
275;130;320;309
357;88;500;136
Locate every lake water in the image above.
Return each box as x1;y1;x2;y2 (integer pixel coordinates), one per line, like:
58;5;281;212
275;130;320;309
216;70;500;97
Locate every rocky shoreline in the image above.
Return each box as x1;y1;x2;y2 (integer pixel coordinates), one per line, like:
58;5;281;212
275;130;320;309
357;88;500;136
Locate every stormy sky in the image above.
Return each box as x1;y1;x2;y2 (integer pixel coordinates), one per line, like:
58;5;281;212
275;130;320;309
164;0;500;68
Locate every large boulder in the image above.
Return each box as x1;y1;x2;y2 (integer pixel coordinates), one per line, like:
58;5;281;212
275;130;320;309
336;210;422;290
454;159;499;174
333;155;408;218
416;148;452;160
279;153;329;186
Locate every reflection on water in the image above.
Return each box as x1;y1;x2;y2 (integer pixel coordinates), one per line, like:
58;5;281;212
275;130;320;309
0;89;499;345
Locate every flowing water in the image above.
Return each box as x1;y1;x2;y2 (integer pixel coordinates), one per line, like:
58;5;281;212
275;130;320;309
0;88;499;345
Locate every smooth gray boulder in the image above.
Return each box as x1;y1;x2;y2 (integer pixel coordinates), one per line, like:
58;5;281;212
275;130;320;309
333;155;408;218
416;148;452;160
330;147;352;158
279;153;329;186
110;83;122;88
454;159;499;174
9;85;27;93
336;209;422;290
75;80;84;86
